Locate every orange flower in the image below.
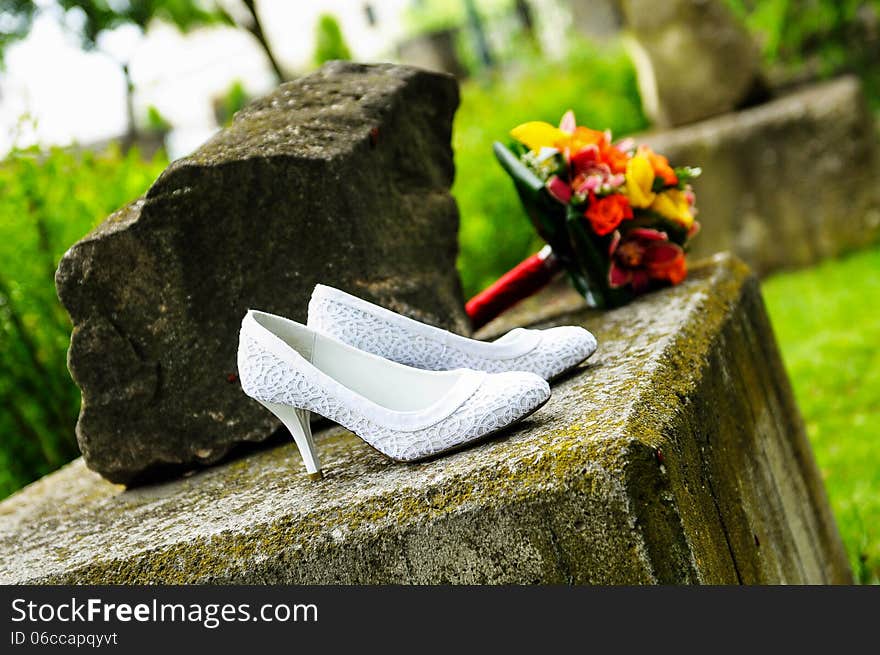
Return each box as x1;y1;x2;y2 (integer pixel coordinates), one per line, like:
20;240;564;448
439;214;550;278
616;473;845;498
584;193;633;236
549;127;605;160
647;249;687;285
599;141;629;174
639;146;678;186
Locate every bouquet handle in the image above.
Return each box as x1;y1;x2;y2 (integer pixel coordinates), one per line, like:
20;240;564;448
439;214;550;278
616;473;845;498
466;245;562;331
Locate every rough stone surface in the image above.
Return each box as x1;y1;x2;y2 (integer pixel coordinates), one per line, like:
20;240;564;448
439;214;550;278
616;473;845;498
620;0;762;127
644;76;880;276
54;61;468;485
5;254;850;584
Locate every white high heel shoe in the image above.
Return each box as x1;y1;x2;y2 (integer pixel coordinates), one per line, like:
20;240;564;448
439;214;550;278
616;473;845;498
308;285;597;381
238;310;551;479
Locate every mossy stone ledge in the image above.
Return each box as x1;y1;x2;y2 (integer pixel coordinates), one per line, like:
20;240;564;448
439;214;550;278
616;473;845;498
2;253;850;584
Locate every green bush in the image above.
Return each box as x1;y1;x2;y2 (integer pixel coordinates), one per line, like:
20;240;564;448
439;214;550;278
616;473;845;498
725;0;880;104
313;14;352;66
725;0;879;68
453;39;648;297
0;145;167;499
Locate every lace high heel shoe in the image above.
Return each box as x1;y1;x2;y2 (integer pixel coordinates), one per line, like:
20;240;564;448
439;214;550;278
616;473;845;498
238;310;551;479
308;284;597;381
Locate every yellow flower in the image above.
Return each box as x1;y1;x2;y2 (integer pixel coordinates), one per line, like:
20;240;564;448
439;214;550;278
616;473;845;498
625;155;656;208
650;189;695;229
509;121;568;152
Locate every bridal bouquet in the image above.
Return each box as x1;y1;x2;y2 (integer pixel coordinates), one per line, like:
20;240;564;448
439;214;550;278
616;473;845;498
466;110;701;329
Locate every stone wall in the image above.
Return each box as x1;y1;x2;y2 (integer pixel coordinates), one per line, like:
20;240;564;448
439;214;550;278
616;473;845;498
645;76;880;276
2;254;850;584
619;0;762;127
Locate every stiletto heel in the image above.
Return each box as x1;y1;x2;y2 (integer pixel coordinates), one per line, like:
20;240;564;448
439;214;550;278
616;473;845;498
258;400;323;480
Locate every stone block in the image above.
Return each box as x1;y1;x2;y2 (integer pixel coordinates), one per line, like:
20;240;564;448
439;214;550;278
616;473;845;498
54;61;468;485
3;254;850;584
644;76;880;276
620;0;762;127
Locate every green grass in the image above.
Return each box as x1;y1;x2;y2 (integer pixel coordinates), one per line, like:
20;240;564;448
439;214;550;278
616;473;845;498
762;247;880;584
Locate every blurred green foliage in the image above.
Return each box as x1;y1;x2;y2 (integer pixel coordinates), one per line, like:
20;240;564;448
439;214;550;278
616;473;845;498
0;0;232;58
0;0;37;66
0;1;288;82
453;39;648;297
145;105;172;133
214;80;250;127
313;14;352;66
0;145;167;499
402;0;509;34
725;0;880;103
763;247;880;584
53;0;232;47
401;0;542;78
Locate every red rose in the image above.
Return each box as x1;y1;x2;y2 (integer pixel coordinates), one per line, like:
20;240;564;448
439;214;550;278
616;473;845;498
584;193;633;236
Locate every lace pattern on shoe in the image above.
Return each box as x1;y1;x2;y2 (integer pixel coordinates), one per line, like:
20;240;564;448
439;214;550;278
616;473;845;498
309;297;595;379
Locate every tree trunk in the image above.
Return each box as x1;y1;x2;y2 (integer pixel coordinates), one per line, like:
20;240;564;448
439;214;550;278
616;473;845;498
122;62;137;150
515;0;540;52
464;0;493;69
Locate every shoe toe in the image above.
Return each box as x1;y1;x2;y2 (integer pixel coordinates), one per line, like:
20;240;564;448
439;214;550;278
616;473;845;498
539;325;597;379
492;371;551;419
569;326;598;361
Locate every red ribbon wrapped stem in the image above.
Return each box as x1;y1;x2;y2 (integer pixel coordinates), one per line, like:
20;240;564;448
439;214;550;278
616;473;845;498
466;245;562;331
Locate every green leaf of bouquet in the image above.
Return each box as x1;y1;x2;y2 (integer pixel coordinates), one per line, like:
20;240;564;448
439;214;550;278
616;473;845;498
493;141;573;260
509;140;529;158
673;166;702;187
492;141;544;194
564;205;633;308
